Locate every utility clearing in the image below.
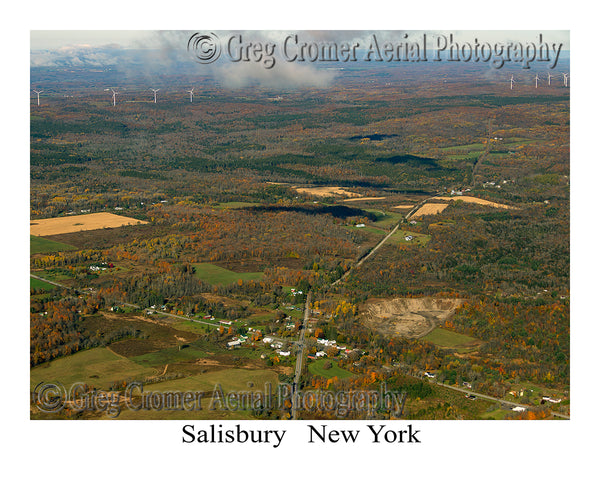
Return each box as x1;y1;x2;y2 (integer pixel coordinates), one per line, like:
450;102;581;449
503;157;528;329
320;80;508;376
360;297;464;338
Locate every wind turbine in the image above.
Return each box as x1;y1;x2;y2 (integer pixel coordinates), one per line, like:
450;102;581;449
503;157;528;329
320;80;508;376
509;75;515;90
150;88;160;103
547;72;553;86
105;88;119;106
534;74;539;88
187;88;194;103
32;89;43;106
562;72;569;87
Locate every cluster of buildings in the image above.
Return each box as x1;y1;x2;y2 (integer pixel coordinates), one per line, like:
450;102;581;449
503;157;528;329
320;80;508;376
261;337;291;357
227;334;248;349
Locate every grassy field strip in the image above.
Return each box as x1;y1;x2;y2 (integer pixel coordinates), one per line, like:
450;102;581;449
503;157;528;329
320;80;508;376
308;359;354;380
193;263;264;286
30;235;76;254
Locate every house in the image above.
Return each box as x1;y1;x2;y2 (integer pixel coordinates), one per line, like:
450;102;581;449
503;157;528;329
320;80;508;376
541;396;561;404
227;340;241;348
512;406;527;412
219;320;232;326
356;224;366;228
424;372;435;378
263;337;273;344
405;235;413;241
315;351;326;357
278;351;291;357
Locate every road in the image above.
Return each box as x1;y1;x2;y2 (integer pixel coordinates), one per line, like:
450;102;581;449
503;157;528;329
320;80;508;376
392;365;570;419
332;192;441;287
30;273;227;329
30;273;72;290
291;291;311;420
332;224;400;286
433;379;569;419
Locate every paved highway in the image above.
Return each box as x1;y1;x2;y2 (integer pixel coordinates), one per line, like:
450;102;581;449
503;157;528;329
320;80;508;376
291;291;311;420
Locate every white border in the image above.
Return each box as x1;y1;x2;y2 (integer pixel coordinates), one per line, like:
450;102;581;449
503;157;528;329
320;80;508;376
6;1;597;477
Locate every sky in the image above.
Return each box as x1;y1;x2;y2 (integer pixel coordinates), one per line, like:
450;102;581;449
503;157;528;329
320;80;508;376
30;30;570;51
29;30;571;89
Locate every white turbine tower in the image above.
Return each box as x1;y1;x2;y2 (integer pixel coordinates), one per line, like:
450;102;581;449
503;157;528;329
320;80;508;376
150;88;160;103
547;72;553;86
33;89;43;106
562;73;569;87
105;88;119;106
187;88;194;103
534;74;539;88
510;75;515;90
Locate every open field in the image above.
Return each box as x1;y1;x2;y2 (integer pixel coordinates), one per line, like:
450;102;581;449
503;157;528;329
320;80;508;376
112;368;279;420
294;186;361;198
410;203;449;218
130;345;210;367
361;297;464;338
30;277;57;291
422;327;481;349
346;224;386;237
193;263;264;285
432;195;517;210
391;204;415;209
146;368;279;393
30;347;156;390
30;235;76;254
368;210;404;228
30;212;148;236
308;359;354;380
387;229;431;246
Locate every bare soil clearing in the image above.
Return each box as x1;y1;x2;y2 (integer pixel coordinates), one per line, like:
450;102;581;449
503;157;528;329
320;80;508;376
30;212;147;236
432;195;517;210
294;186;361;198
411;203;449;217
360;297;464;338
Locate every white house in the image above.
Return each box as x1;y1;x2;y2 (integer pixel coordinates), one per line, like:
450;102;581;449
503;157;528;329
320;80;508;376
542;396;561;404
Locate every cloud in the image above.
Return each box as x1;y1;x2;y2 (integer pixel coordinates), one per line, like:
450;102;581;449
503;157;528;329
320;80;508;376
214;61;337;89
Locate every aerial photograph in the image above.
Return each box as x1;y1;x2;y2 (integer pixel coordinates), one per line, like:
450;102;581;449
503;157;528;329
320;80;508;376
29;30;570;422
